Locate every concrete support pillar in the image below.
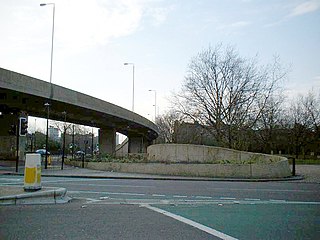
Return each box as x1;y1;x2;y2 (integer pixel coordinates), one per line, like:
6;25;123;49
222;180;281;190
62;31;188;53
0;113;17;159
98;127;116;156
128;135;149;154
0;112;27;161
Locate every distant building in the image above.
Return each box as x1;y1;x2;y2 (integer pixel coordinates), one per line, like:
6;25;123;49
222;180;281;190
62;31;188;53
174;121;216;146
49;126;59;141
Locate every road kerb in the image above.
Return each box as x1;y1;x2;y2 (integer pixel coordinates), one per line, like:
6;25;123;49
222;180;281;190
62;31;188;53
0;187;70;205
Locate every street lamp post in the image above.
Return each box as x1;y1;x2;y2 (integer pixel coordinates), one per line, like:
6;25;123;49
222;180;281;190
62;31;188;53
149;89;157;122
41;3;55;170
61;111;67;170
40;3;55;98
124;63;135;112
44;103;50;169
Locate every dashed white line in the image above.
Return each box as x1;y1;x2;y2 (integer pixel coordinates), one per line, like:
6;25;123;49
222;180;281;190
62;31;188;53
195;196;212;199
58;183;153;188
220;197;236;200
173;195;188;198
68;190;145;196
270;199;286;203
41;179;114;183
244;198;261;201
143;205;238;240
152;194;166;197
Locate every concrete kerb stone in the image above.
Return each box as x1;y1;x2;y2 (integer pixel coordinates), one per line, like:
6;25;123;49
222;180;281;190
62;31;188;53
0;187;71;205
1;171;304;182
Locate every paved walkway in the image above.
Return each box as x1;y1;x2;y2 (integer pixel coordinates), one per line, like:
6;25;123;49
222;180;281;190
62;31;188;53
1;160;316;182
1;160;319;182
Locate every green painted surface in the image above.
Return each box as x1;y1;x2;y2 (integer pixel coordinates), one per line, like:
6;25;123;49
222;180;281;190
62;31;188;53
155;204;320;240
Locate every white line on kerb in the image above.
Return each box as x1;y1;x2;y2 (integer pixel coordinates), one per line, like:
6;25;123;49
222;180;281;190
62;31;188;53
143;205;238;240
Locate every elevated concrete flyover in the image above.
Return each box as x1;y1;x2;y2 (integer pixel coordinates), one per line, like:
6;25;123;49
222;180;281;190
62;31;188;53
0;67;158;158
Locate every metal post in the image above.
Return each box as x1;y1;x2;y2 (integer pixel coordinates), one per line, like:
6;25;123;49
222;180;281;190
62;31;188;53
61;128;66;170
72;125;75;160
292;157;296;176
91;127;94;157
148;90;157;122
40;3;55;98
124;62;135;112
15;121;19;172
82;153;84;168
44;103;50;169
132;64;135;112
61;111;66;170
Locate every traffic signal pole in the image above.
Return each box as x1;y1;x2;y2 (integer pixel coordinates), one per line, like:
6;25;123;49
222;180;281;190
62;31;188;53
15;122;19;173
15;116;28;172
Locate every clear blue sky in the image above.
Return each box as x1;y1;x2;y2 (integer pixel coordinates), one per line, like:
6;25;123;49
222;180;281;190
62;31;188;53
0;0;319;132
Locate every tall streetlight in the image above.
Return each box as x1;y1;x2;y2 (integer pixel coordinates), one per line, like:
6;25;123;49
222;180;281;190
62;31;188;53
124;63;135;112
149;89;157;122
40;3;55;98
41;3;55;169
44;103;50;169
61;111;67;170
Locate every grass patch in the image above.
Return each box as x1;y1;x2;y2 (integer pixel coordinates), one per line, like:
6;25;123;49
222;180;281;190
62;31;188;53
288;159;320;165
86;154;147;164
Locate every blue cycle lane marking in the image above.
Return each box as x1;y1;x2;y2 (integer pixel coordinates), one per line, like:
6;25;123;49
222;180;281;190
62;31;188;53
154;202;320;240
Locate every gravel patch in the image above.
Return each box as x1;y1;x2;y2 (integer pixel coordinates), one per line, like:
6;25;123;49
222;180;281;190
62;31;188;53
294;165;320;183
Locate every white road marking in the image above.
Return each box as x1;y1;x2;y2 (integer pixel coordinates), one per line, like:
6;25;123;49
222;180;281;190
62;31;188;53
0;178;22;181
143;205;238;240
213;187;316;193
195;196;212;199
244;198;261;201
68;190;146;196
55;183;154;188
41;179;114;183
73;197;101;203
220;197;236;200
270;199;286;203
173;195;188;198
152;194;166;197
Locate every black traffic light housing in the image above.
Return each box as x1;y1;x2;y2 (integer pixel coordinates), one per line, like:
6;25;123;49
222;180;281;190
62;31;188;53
19;117;28;136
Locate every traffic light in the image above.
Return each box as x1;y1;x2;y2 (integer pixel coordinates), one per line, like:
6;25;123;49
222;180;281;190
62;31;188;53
19;117;28;136
8;124;16;135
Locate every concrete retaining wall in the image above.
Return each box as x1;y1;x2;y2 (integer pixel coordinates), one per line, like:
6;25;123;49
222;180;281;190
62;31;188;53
115;138;129;157
147;144;286;164
66;159;291;179
66;144;292;178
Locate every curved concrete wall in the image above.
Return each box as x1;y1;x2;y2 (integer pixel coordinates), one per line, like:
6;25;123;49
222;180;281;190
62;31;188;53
146;144;291;178
147;144;286;164
67;160;291;179
66;144;292;179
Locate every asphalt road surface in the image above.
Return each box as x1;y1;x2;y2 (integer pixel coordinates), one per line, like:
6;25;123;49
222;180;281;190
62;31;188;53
1;175;319;239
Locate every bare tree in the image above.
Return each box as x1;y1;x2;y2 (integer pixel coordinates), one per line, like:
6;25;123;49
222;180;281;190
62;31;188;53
287;91;320;158
255;92;286;153
155;110;183;143
173;44;286;149
303;90;320;134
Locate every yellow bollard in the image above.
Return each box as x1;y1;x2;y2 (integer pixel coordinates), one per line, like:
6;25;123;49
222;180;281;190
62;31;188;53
48;155;52;165
24;154;42;191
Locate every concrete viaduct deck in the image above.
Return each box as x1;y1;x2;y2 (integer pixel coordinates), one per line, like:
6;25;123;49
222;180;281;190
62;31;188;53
0;67;158;158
